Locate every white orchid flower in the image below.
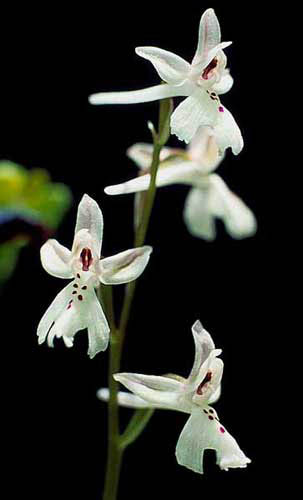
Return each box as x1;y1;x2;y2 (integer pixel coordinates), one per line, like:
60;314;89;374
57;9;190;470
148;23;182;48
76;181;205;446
99;320;251;474
89;8;243;153
105;127;256;241
37;194;152;358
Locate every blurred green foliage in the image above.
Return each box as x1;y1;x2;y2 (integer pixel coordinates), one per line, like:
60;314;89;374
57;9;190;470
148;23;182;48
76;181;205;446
0;160;72;286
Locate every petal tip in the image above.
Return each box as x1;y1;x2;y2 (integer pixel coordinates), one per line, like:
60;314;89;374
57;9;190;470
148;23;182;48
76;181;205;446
104;185;121;195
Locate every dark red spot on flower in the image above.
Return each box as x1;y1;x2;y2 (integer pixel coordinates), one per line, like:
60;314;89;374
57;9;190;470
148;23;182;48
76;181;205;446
80;248;93;271
72;291;77;295
208;416;214;421
203;409;208;414
82;286;87;290
202;58;218;80
73;284;78;288
77;273;80;279
209;409;214;413
78;295;83;301
220;427;225;434
67;300;73;310
219;106;224;112
196;371;212;395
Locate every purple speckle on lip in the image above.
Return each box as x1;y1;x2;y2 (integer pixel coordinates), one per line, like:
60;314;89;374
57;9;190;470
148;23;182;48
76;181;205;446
219;106;224;112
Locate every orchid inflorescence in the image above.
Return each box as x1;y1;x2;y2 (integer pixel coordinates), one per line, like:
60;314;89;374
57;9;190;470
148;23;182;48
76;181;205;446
37;7;253;494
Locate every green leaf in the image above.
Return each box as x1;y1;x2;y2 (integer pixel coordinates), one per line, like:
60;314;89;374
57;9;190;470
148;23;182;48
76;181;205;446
119;408;154;450
158;96;173;146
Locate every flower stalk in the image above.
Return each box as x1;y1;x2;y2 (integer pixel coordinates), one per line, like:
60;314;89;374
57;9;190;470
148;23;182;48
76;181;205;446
101;97;172;500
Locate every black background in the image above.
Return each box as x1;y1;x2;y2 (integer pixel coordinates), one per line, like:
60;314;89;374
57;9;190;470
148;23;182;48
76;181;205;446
1;2;281;499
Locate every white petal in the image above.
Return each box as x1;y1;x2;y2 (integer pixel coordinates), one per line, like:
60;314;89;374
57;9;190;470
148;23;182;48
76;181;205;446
188;126;222;173
89;83;189;105
86;289;110;358
40;239;73;279
213;70;234;95
192;357;224;405
127;143;175;170
47;300;85;348
99;246;152;285
74;194;103;256
208;385;221;404
176;407;251;474
171;89;218;144
191;42;232;79
212;105;244;155
188;320;215;383
192;9;221;68
114;373;191;413
184;186;217;241
97;388;152;409
135;46;191;85
210;175;257;239
37;282;109;358
37;282;75;345
105;161;200;196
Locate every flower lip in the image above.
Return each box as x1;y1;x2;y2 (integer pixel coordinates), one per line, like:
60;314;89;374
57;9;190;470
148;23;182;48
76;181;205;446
80;247;93;271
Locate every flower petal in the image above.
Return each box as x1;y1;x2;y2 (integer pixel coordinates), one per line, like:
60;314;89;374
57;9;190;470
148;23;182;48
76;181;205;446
212;105;244;155
127;143;176;170
37;282;76;345
89;83;189;105
114;373;191;413
184;186;217;241
192;9;221;68
86;290;110;358
97;388;152;409
210;175;257;239
188;126;222;173
37;282;109;357
188;320;215;383
193;357;224;404
105;161;200;196
212;70;234;95
176;407;251;474
40;239;73;279
99;246;152;285
135;46;191;85
74;194;103;256
171;89;218;144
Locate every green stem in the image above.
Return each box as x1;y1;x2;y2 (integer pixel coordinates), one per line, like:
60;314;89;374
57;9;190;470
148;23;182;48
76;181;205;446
102;333;123;500
99;285;122;500
101;97;172;500
119;141;162;340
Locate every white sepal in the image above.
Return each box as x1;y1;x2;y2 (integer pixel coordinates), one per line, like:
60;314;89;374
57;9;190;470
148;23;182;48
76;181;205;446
192;9;221;68
89;84;188;105
135;46;191;85
99;246;152;285
105;161;199;195
74;194;104;256
188;320;215;383
97;388;155;409
40;239;73;279
126;143;175;170
114;373;191;413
